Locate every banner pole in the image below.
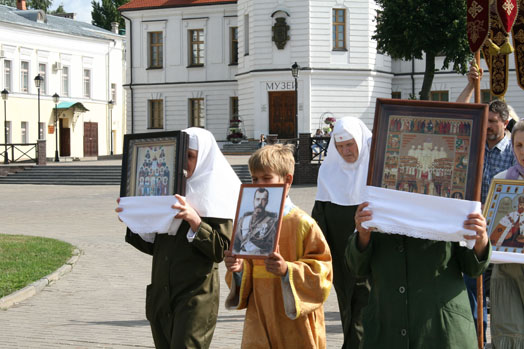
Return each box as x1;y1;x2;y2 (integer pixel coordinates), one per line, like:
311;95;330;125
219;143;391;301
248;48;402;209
474;49;484;349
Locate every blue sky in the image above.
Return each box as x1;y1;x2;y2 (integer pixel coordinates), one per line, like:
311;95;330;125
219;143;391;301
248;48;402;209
49;0;97;24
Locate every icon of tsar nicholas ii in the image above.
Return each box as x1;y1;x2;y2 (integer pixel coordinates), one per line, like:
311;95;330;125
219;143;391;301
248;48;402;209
234;188;278;254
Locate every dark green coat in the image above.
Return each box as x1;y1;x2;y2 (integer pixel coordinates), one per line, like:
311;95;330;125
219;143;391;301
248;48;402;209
311;201;370;349
126;217;232;349
346;232;491;349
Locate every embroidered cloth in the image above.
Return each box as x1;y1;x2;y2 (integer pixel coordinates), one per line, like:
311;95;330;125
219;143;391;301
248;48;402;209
361;186;480;249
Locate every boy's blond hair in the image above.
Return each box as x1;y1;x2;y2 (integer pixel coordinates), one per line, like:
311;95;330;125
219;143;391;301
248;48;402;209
248;144;295;178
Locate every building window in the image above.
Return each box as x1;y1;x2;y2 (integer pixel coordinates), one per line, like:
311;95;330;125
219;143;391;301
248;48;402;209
230;97;239;119
391;91;401;99
83;69;91;98
21;121;28;143
111;83;117;104
230;27;238;65
39;122;45;140
38;63;46;95
62;66;69;97
4;60;11;91
430;90;449;101
148;31;163;68
189;29;205;66
6;121;11;143
189;98;205;127
333;9;346;50
148;99;163;129
481;89;492;103
244;14;250;55
21;61;29;93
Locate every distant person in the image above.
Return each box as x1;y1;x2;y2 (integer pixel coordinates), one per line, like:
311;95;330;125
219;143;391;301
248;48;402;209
312;117;372;348
489;119;524;347
457;62;515;342
258;134;266;148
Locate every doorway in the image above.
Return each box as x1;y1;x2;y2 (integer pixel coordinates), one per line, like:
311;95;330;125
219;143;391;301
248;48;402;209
268;91;296;139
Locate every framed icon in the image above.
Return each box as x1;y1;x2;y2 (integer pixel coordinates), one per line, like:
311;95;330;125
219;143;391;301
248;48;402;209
230;184;287;259
368;98;488;201
484;179;524;259
120;131;188;197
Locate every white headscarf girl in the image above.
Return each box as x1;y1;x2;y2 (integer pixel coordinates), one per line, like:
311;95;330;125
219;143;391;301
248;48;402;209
315;117;372;205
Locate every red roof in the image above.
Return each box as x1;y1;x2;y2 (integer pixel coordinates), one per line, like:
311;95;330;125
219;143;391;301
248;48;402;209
119;0;236;11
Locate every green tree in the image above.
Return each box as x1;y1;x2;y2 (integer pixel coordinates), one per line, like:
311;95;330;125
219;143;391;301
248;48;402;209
27;0;53;12
373;0;472;100
50;3;65;15
0;0;16;6
91;0;127;32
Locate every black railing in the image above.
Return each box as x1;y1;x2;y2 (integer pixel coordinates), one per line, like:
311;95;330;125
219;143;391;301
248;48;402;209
0;143;38;164
311;136;330;163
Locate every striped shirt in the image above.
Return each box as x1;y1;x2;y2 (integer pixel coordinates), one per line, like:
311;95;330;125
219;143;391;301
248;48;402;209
482;136;515;203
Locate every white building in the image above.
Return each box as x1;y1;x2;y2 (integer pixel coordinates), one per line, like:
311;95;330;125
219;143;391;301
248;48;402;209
0;1;125;160
120;0;524;142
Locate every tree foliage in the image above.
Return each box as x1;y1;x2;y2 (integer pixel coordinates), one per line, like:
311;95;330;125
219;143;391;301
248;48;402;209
27;0;52;12
0;0;16;7
373;0;472;100
91;0;127;32
50;3;65;15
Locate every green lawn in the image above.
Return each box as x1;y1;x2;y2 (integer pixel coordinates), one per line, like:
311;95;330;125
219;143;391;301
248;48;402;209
0;235;74;298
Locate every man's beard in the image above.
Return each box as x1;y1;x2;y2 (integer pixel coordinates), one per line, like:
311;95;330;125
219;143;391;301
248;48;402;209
486;132;498;141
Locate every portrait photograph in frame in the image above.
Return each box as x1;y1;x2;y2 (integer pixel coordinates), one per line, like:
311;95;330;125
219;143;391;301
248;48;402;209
120;131;188;198
368;98;488;201
230;184;287;259
484;179;524;259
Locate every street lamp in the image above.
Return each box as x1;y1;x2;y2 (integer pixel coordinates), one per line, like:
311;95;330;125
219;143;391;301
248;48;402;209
1;88;8;164
108;99;114;155
53;93;60;162
291;62;300;139
34;74;44;140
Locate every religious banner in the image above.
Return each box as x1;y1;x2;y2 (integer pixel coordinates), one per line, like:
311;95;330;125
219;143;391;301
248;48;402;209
489;10;511;97
467;0;491;52
512;0;524;89
496;0;519;33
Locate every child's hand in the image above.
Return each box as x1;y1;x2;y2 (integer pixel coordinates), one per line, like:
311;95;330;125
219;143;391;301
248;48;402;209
463;212;489;259
173;194;202;231
115;198;123;222
355;202;373;251
224;250;243;272
265;252;288;277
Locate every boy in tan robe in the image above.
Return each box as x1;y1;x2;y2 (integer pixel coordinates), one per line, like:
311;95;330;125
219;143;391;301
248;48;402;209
225;144;333;348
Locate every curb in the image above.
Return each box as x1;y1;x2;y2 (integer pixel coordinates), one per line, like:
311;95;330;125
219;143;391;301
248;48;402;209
0;248;82;310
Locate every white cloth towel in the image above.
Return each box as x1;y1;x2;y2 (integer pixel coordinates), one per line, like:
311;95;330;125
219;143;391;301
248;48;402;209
362;186;480;249
490;251;524;264
118;196;182;243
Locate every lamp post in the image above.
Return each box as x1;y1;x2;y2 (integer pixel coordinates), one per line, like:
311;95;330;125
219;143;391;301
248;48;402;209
1;89;8;164
34;74;43;140
291;62;300;139
108;100;114;155
53;93;60;162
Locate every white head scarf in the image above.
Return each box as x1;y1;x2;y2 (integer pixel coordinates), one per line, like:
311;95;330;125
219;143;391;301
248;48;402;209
184;127;241;219
315;117;372;205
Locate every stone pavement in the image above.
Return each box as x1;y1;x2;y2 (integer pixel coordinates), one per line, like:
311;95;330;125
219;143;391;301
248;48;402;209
0;164;344;347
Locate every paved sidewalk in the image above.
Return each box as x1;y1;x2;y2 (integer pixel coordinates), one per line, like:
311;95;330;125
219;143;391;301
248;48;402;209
0;182;343;348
